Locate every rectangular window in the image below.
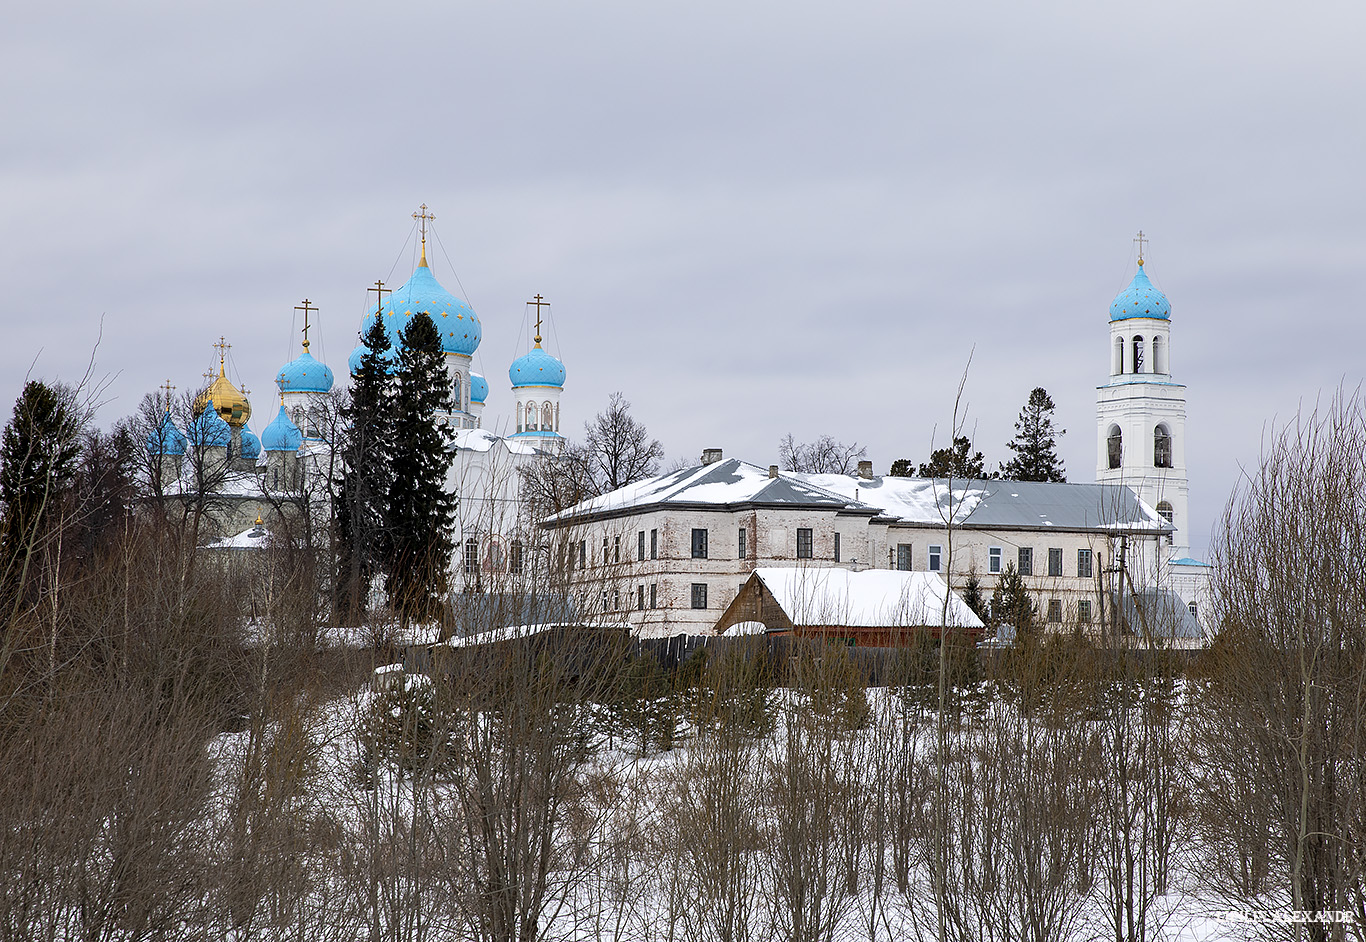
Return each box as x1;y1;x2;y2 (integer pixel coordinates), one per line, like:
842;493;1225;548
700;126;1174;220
738;527;747;560
464;539;478;574
578;540;586;570
897;544;912;571
1077;548;1093;579
510;539;523;574
1047;598;1063;623
1077;599;1092;623
691;583;708;609
602;538;609;565
614;536;620;563
638;531;646;562
1018;546;1033;576
650;529;658;560
928;544;942;572
1188;601;1198;621
834;533;841;562
797;528;813;559
691;528;708;559
601;591;609;613
637;585;645;611
1048;547;1063;577
613;590;620;611
650;583;657;609
989;546;1002;574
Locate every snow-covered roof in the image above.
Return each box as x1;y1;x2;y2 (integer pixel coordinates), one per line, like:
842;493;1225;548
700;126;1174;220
751;567;984;629
547;458;878;523
548;458;1170;535
452;428;548;456
205;522;271;550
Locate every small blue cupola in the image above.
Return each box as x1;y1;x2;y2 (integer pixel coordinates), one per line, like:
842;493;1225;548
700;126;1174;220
261;401;303;453
1110;261;1171;321
277;349;334;394
188;400;232;447
239;424;261;460
147;411;187;456
470;372;488;404
509;345;566;388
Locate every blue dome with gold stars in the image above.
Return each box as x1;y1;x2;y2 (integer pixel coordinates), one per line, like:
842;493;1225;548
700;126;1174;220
261;402;303;453
188;400;232;447
239;424;261;460
361;259;481;357
509;345;565;388
470;372;488;403
146;411;187;456
1110;263;1171;321
277;350;334;393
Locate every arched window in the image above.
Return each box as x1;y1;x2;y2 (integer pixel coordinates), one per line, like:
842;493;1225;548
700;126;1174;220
1132;335;1145;373
516;400;523;433
485;538;503;572
1107;425;1123;469
1154;424;1172;468
453;372;462;411
526;402;538;431
543;401;554;432
555;403;560;431
1114;336;1124;375
1156;501;1174;524
1151;335;1165;374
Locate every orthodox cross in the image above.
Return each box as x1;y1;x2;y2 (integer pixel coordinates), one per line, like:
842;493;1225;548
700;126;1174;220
214;335;231;369
413;203;435;254
367;279;391;317
160;379;176;412
295;299;316;352
1133;230;1148;264
528;294;549;345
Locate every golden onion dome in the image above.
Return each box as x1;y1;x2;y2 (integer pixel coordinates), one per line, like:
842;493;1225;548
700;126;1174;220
193;354;252;428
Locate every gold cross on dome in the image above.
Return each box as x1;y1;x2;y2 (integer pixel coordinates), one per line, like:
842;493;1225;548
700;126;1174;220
295;299;316;352
1133;230;1149;265
213;335;231;370
160;379;176;411
413;203;435;253
367;279;391;316
528;293;549;345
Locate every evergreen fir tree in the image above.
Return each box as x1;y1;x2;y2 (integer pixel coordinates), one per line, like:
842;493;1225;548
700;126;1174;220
917;435;988;479
0;381;81;601
386;312;455;626
990;562;1038;637
960;568;987;622
1000;387;1066;482
335;316;394;625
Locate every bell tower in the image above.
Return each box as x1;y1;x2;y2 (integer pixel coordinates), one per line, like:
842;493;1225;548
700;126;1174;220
1096;233;1191;560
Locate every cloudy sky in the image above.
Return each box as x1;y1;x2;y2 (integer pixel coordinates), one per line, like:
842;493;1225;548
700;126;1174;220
3;0;1364;558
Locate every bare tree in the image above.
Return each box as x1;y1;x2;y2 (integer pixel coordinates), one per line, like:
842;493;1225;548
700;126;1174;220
585;392;664;492
1192;388;1366;937
778;434;867;475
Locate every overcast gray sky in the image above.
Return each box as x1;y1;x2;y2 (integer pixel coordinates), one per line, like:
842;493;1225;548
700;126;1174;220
4;0;1365;559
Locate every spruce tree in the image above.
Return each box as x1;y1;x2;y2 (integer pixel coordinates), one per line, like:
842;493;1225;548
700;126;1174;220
990;562;1038;637
386;312;455;626
335;316;395;625
0;381;81;600
1000;387;1066;482
917;435;988;479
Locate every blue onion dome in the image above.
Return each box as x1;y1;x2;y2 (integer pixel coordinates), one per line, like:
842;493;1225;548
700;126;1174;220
348;341;401;376
347;344;366;375
261;402;303;453
509;344;566;388
188;400;232;447
239;424;261;460
146;411;187;456
363;259;481;356
277;348;334;393
470;372;488;403
1110;262;1171;320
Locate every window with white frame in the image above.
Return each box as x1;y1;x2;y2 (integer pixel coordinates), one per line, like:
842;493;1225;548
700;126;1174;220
989;546;1003;574
928;545;942;572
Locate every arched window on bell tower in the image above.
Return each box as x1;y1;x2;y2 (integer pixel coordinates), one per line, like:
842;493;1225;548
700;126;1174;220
1154;424;1172;468
1113;336;1124;375
1151;335;1165;374
1107;425;1123;469
1132;335;1145;374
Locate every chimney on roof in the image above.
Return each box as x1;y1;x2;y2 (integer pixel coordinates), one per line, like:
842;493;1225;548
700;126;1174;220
858;460;873;480
768;464;779;479
701;448;723;466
